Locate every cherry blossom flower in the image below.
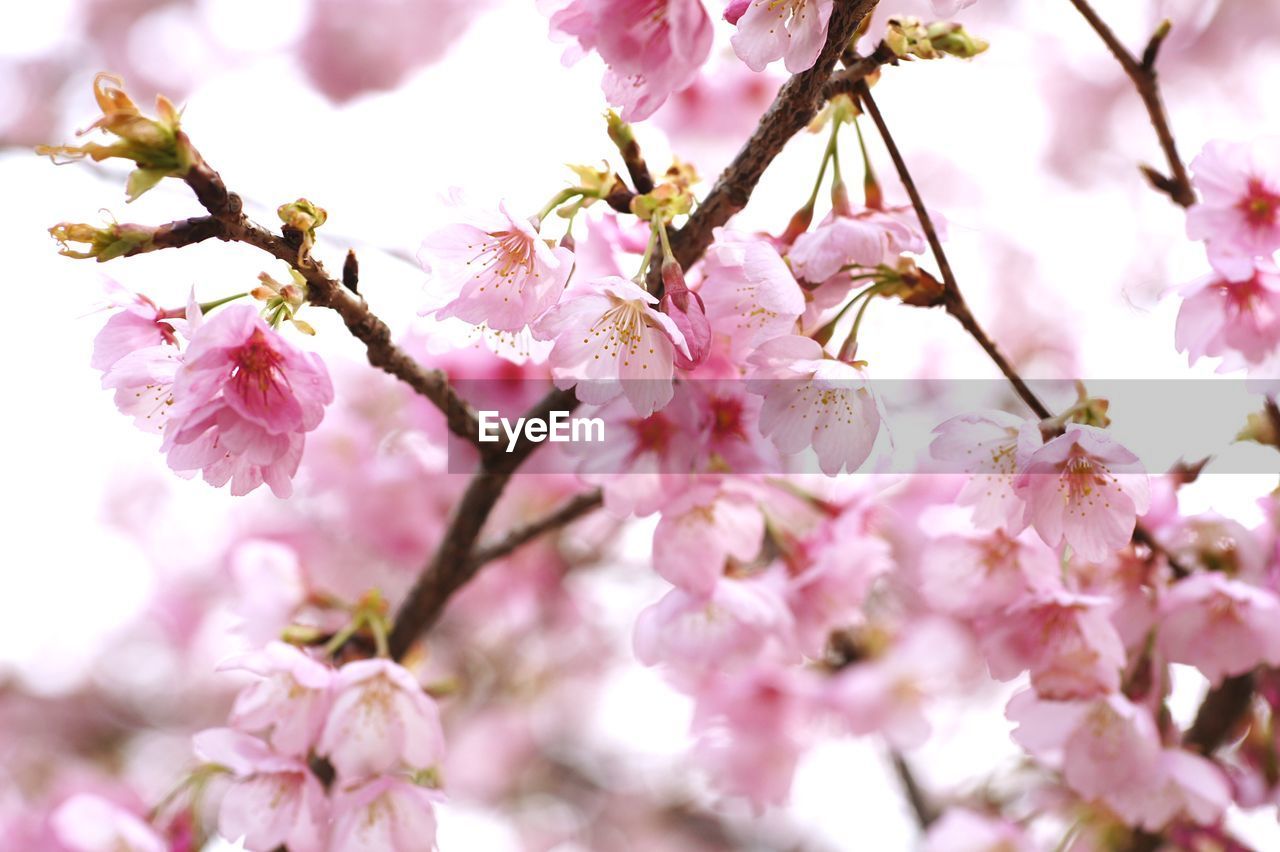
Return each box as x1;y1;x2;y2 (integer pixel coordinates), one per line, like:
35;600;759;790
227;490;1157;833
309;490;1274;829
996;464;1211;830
787;515;892;655
218;641;334;758
299;0;486;104
633;576;796;679
419;201;574;333
546;0;714;121
570;391;701;516
746;335;881;474
651;481;765;597
920;530;1060;620
788;206;925;284
227;540;307;646
93;284;198;435
162;305;333;498
931;410;1041;532
193;728;329;852
730;0;834;74
533;275;689;417
658;259;711;370
700;228;806;359
1008;690;1162;800
328;776;443;852
1008;690;1229;829
691;663;816;808
51;794;165;852
1175;258;1280;369
1013;424;1149;562
980;591;1126;699
317;659;446;781
1187;138;1280;280
1157;572;1280;684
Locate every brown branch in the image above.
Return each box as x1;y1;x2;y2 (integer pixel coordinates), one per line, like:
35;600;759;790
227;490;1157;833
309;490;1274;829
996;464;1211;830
823;41;897;100
890;751;938;829
667;0;882;269
1064;0;1195;208
468;489;603;568
1185;672;1255;755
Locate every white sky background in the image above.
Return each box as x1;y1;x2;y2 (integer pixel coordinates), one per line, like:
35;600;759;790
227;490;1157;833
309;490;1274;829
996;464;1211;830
3;0;1280;848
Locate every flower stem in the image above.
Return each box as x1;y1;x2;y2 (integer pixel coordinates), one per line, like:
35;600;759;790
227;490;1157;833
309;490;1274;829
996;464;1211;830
534;188;583;226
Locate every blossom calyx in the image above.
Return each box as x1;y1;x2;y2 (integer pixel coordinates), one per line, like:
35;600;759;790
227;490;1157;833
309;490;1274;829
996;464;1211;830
49;221;155;262
278;198;327;260
885;17;989;60
36;73;195;201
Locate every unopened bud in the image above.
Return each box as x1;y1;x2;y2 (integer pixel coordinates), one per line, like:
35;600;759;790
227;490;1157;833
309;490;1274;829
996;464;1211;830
885;17;988;60
1238;409;1280;449
659;259;710;370
36;73;192;201
49;221;154;261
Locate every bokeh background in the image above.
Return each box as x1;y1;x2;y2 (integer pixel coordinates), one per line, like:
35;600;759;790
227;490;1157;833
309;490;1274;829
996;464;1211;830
5;0;1280;848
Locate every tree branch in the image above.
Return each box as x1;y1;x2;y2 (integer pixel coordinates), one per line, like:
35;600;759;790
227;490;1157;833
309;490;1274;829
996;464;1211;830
890;751;938;829
668;0;882;269
1064;0;1196;208
468;489;604;568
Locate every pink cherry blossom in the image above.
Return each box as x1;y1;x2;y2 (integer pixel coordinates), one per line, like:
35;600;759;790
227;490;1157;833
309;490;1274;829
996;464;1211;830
980;591;1126;699
162;305;333;498
691;663;816;808
825;618;977;748
227;540;307;646
651;481;765;597
328;776;443;852
1007;690;1162;800
1175;258;1280;369
658;260;711;370
317;659;446;781
1186;138;1280;280
700;228;806;359
90;282;174;372
730;0;834;74
633;576;795;678
920;530;1060;620
787;514;892;655
193;728;329;852
546;0;714;121
533;275;689;417
1013;424;1149;562
931;410;1041;532
419;201;574;333
218;641;334;758
1157;572;1280;684
1108;748;1232;831
51;794;165;852
570;391;700;516
298;0;487;104
746;335;881;474
788;206;925;284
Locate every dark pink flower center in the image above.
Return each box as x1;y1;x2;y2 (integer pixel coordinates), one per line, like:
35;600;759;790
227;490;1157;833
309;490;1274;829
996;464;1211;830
1237;179;1280;230
232;329;287;399
628;412;675;456
709;395;748;442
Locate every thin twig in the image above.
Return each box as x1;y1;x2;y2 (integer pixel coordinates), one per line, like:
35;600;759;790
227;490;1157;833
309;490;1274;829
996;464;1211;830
890;751;938;829
1064;0;1195;208
468;489;604;568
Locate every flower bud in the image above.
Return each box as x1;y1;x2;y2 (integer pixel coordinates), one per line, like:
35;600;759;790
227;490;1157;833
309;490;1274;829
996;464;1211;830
885;17;988;60
659;258;710;370
36;73;193;201
277;198;327;260
49;221;155;261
